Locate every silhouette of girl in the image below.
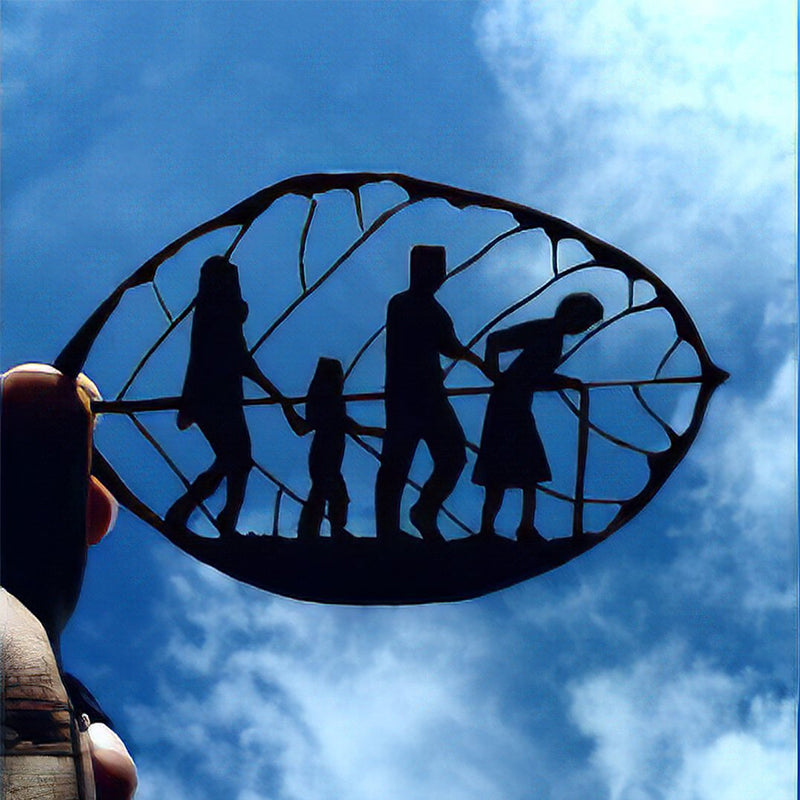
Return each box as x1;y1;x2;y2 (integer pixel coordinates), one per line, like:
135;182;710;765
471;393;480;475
166;256;303;537
472;293;603;543
297;357;382;541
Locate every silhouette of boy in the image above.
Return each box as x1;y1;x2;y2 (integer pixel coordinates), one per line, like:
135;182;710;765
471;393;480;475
375;245;491;542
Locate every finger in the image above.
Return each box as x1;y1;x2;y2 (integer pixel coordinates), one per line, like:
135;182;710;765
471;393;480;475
0;363;115;643
88;723;138;800
87;475;119;546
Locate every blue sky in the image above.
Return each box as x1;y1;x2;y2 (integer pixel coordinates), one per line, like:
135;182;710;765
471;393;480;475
2;2;796;799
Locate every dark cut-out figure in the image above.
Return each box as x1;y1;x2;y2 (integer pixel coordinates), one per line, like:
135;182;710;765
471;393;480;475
472;292;603;543
296;357;383;542
375;245;492;542
167;256;304;538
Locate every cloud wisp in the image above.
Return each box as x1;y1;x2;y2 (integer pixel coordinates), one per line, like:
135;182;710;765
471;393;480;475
569;642;796;800
475;0;796;349
128;563;555;800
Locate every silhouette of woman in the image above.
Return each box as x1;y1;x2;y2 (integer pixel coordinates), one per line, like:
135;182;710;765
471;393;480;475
472;293;603;543
297;357;382;541
166;256;303;537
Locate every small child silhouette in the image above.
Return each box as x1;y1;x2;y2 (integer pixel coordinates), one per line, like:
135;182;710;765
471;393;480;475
297;358;383;541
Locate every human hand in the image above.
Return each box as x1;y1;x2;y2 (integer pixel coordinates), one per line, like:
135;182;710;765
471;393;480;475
351;422;384;439
552;374;583;392
0;364;137;799
468;349;500;383
482;360;501;383
283;401;311;436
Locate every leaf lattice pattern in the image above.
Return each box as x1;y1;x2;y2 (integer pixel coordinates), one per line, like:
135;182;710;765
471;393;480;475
59;174;727;603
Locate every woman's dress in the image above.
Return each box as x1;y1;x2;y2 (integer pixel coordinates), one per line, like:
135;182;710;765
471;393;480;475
472;319;563;489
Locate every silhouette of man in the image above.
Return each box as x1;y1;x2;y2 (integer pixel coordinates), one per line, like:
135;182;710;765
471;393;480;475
375;245;490;542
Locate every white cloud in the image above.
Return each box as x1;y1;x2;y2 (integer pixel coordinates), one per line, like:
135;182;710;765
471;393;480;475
475;0;797;617
475;0;795;321
133;767;196;800
478;1;794;131
669;355;796;612
127;563;545;800
127;554;796;800
570;642;796;800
